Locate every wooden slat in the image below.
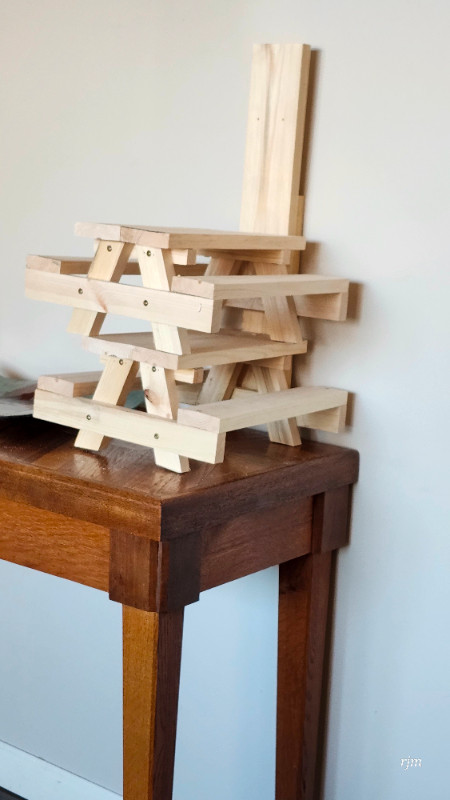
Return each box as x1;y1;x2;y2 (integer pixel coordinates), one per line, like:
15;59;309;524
68;241;135;336
253;366;301;446
224;291;349;322
33;390;226;464
136;246;191;356
25;269;221;334
74;222;306;251
140;363;190;473
240;44;311;237
172;273;348;300
197;363;242;405
231;387;347;433
74;357;139;451
178;386;348;434
83;330;308;369
37;368;203;398
26;255;142;276
199;249;289;264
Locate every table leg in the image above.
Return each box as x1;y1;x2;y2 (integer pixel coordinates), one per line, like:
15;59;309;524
123;605;184;800
276;550;333;800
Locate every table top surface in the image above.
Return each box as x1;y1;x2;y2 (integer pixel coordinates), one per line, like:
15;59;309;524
0;417;359;538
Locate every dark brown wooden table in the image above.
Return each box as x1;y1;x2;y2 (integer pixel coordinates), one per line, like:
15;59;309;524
0;417;358;800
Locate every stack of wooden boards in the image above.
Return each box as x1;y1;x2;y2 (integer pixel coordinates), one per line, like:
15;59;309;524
25;44;351;473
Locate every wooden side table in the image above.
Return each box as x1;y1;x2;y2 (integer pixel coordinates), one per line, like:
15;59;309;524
0;417;358;800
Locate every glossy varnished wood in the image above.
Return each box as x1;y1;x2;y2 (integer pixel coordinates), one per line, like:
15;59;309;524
275;488;350;800
0;496;109;590
0;417;358;800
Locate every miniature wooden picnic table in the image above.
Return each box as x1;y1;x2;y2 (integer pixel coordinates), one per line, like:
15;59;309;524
0;415;358;800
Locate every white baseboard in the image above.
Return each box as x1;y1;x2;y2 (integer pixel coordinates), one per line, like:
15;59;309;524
0;740;121;800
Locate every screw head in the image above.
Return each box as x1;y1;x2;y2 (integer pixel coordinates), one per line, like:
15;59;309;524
78;288;83;294
107;245;112;252
154;433;159;440
143;299;149;306
119;359;124;365
146;250;152;257
152;365;157;372
86;414;91;421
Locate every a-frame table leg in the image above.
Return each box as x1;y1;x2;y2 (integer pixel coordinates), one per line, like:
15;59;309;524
123;605;184;800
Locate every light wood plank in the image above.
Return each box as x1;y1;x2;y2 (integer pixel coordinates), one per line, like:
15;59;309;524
172;273;348;300
224;291;349;322
141;365;179;419
204;258;241;277
199;249;289;264
34;390;226;463
26;255;141;275
37;368;202;398
178;386;348;434
74;222;306;251
75;357;139;450
67;241;134;336
253;366;301;445
197;363;242;404
136;246;191;355
25;269;221;334
231;387;348;433
140;363;189;473
83;330;308;369
240;44;311;237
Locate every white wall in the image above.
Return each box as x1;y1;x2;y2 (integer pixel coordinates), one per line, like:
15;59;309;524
1;1;449;798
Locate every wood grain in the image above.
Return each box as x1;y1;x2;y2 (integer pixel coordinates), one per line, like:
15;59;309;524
123;606;184;800
75;222;306;251
0;419;358;543
110;530;201;611
276;549;332;800
0;496;109;590
200;497;312;591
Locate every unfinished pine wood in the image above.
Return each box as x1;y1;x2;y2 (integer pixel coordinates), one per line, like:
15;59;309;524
178;386;348;434
33;389;226;463
67;241;134;336
83;330;308;369
250;261;305;343
75;222;306;251
253;366;301;446
75;357;139;451
197;363;242;404
37;368;202;398
204;257;241;277
172;273;348;301
123;606;184;800
200;249;289;264
231;387;347;434
25;269;221;333
234;43;310;346
140;365;178;420
136;246;191;356
140;365;190;474
240;44;310;238
37;371;110;397
225;291;349;322
26;255;141;275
